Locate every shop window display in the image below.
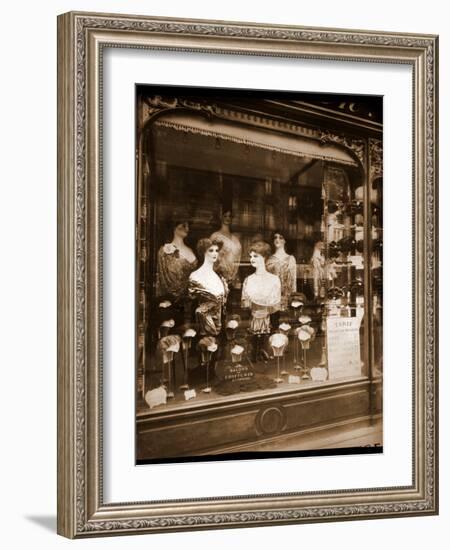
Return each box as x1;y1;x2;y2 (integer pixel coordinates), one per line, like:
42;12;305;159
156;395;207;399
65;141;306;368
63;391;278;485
143;159;369;404
136;87;383;461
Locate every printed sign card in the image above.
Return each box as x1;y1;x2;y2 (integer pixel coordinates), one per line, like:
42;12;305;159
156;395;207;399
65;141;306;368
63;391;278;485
326;317;362;380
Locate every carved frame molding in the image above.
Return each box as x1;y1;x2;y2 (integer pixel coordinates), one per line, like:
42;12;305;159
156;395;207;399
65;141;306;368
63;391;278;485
57;11;438;538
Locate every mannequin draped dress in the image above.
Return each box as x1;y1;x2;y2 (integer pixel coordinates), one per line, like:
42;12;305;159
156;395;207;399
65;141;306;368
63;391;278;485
241;272;281;334
311;248;326;298
156;244;198;301
266;254;297;311
188;273;228;336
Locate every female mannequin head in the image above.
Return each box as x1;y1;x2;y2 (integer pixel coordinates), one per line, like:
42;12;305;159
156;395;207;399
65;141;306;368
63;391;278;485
221;210;232;227
249;241;271;270
173;220;189;240
197;238;222;265
168;215;190;242
271;230;288;252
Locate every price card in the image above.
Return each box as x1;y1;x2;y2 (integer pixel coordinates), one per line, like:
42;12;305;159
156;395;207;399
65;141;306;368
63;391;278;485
288;375;301;384
184;389;197;401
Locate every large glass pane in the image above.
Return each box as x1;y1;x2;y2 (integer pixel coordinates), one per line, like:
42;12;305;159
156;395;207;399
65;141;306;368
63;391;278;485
137;108;370;412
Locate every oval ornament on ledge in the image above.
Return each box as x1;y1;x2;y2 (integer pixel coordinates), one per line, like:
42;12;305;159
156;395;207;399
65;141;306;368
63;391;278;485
257;406;286;435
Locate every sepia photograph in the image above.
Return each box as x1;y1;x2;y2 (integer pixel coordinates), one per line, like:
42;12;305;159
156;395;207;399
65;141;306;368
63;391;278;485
135;86;383;463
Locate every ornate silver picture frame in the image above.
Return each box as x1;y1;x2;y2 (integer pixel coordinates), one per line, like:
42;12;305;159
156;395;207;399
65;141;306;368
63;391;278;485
57;11;438;538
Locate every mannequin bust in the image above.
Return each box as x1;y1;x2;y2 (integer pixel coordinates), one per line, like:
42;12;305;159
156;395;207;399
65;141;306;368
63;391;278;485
266;230;297;311
241;241;281;335
311;240;326;298
210;210;242;286
156;218;197;301
188;239;228;336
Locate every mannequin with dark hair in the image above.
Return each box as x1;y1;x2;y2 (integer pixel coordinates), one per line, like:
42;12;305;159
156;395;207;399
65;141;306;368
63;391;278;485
188;239;228;336
156;216;197;301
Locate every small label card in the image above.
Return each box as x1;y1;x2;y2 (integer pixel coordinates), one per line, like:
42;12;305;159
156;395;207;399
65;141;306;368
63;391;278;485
184;389;197;401
145;387;167;409
288;375;301;384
